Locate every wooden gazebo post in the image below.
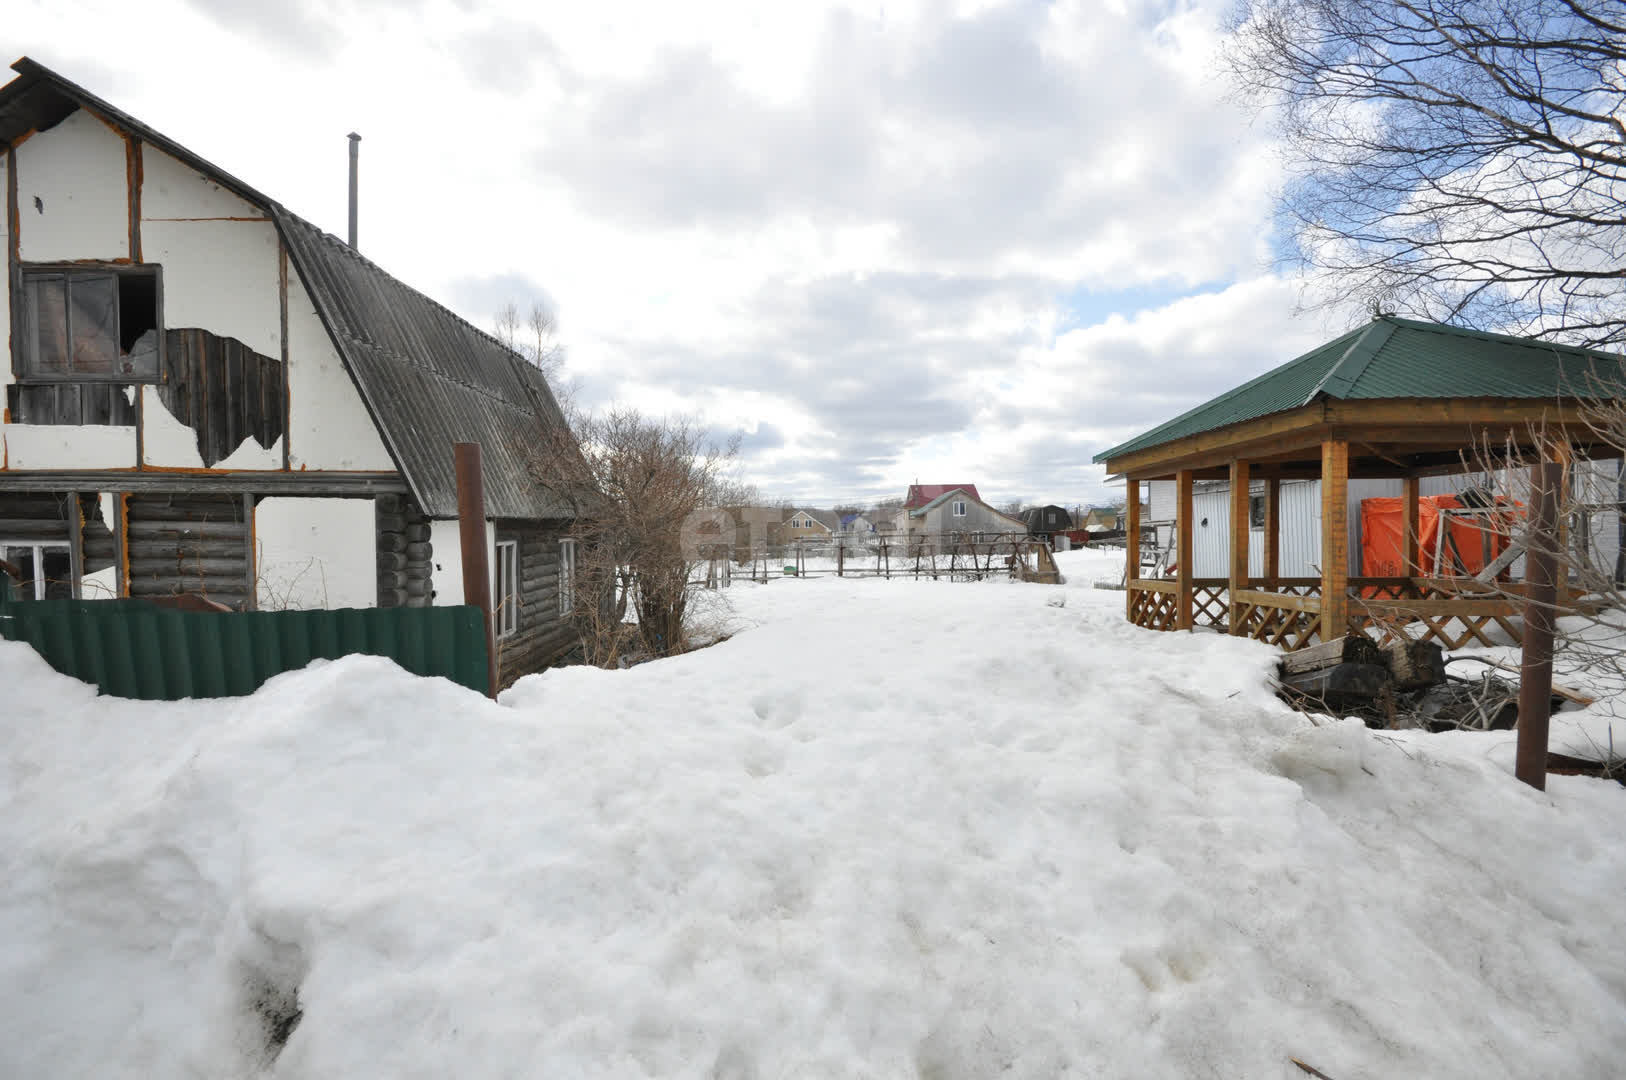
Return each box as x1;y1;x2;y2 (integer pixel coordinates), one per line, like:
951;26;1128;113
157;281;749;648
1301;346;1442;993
1320;438;1349;641
1175;469;1194;630
1402;474;1421;576
1124;478;1141;621
1228;459;1250;633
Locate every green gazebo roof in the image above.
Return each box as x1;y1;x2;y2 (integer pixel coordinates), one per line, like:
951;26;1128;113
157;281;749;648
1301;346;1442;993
1095;317;1626;465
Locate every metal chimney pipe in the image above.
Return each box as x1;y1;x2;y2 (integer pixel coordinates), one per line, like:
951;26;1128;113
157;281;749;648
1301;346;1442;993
347;132;361;248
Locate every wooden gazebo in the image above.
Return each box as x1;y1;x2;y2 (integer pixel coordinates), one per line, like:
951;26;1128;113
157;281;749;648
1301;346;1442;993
1094;317;1626;651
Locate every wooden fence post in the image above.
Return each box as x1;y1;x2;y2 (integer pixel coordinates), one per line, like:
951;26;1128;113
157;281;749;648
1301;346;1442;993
454;442;496;698
1516;460;1563;790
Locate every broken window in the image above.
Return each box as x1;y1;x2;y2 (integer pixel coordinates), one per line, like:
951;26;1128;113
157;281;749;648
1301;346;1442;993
2;542;73;600
9;267;159;426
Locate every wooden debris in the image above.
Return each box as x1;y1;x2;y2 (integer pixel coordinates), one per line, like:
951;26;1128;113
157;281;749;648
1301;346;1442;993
1547;751;1625;785
1382;638;1446;691
1280;662;1393;702
1448;655;1595;706
1291;1059;1337;1079
1278;635;1384;677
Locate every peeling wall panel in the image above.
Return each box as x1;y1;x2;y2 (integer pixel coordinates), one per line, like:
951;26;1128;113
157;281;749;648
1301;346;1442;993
254;496;376;610
2;424;137;468
142;218;280;358
141;329;284;468
284;269;393;471
13;109;128;262
139;143;264;222
428;517;495;608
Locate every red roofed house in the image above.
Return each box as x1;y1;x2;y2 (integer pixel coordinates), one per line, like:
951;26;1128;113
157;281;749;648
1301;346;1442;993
903;483;984;509
900;484;1025;542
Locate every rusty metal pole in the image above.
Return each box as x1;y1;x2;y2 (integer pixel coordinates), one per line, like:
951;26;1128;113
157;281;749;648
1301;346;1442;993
1516;460;1563;790
454;442;496;697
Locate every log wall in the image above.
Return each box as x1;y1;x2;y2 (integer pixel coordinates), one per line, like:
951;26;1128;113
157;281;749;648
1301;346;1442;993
495;520;577;686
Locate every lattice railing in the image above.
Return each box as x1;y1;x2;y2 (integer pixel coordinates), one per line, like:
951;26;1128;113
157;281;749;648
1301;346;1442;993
1192;579;1229;630
1347;576;1528;648
1231;586;1324;651
1128;580;1179;631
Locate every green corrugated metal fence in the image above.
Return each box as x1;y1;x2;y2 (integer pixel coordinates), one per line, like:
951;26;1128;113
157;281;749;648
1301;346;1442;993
0;598;490;700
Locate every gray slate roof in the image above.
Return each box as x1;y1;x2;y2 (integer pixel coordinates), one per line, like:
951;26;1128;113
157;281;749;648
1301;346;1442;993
1;58;574;521
277;213;573;519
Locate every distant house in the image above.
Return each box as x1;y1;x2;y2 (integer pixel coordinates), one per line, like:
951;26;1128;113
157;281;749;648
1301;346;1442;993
1081;506;1123;531
904;483;984;510
902;487;1026;539
867;507;903;534
784;508;839;541
722;505;793;556
0;59;581;686
1020;505;1074;536
839;512;874;535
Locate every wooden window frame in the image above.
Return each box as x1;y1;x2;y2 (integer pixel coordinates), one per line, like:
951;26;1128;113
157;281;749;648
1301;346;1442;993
1;540;73;600
15;265;164;385
494;539;518;639
559;538;578;616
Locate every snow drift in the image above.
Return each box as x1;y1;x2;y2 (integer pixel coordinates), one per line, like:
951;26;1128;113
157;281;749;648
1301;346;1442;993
2;555;1623;1077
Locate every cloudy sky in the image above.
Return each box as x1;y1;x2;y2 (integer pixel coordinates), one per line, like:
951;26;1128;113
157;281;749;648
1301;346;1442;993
7;0;1363;509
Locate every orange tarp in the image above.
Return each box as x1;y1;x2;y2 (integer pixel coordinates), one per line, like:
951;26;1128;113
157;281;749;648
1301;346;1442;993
1360;496;1516;578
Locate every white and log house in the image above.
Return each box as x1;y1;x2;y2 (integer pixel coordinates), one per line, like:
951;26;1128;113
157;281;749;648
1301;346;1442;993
0;59;580;684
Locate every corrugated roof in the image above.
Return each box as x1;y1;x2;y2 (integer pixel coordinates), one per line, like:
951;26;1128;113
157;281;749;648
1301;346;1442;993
2;58;574;521
277;213;573;520
1095;317;1626;465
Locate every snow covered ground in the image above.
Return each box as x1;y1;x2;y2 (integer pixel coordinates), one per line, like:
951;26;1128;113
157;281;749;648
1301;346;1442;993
3;546;1624;1078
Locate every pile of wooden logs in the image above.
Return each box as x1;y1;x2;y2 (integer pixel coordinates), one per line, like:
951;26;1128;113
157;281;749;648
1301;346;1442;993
1278;635;1446;709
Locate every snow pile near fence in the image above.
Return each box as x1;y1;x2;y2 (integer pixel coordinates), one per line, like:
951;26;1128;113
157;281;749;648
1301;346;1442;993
2;575;1624;1078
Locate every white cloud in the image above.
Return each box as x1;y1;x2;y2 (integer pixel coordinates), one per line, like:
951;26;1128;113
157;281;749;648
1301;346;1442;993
2;0;1361;508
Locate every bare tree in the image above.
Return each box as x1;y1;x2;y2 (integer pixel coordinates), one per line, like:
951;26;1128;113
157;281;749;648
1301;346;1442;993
528;408;740;666
495;300;569;380
1227;0;1626;346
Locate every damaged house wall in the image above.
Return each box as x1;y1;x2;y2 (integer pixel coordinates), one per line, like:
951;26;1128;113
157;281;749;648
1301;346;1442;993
139;151;283;469
1;60;582;679
0;491;117;598
254;496;377;610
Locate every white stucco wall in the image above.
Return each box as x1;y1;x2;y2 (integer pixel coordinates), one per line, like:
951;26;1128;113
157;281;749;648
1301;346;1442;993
141;144;264;222
429;517;497;608
2;425;137;469
254;496;377;610
13;109;129;262
142;218;282;360
285;271;394;471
